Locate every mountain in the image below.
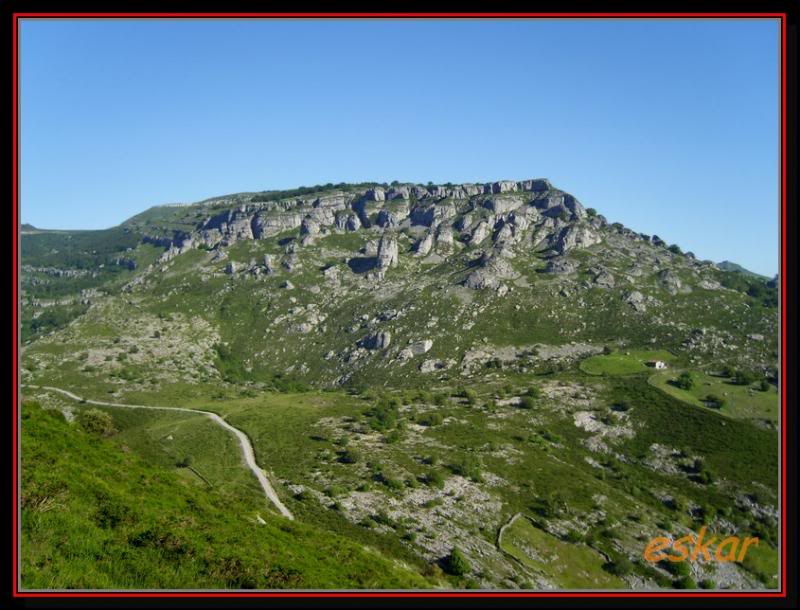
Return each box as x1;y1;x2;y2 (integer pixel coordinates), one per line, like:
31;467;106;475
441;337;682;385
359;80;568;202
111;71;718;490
717;260;770;280
20;179;779;590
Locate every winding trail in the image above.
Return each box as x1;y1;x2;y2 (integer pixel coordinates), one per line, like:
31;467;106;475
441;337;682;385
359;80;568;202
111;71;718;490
23;384;294;520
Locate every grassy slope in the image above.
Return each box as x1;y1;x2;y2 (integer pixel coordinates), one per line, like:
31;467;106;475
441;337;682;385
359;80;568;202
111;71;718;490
498;516;624;589
647;370;778;422
21;402;435;590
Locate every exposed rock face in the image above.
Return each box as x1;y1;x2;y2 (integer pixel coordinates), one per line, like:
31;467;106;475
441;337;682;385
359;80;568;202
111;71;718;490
470;220;491;246
386;185;410;200
376;204;409;229
519;178;552;192
554;224;600;254
377;236;399;270
591;267;616;288
263;254;276;274
415;233;435;257
657;269;685;295
420;359;455;373
625;290;647;312
484;195;524;215
463;253;518;290
367;187;385;202
491;180;517;194
335;212;362;232
251;212;304;239
300;217;321;236
544;257;577;275
410;203;457;227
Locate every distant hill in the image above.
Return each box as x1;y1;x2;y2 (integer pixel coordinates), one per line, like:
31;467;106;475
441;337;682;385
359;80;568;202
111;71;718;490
717;260;769;280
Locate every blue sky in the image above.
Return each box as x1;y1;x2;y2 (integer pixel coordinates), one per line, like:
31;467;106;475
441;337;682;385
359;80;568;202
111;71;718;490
20;18;780;275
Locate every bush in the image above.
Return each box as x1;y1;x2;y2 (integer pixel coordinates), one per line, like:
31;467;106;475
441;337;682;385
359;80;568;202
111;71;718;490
604;556;633;576
443;547;470;576
668;244;683;255
660;558;690;577
519;396;536;409
704;394;726;409
425;470;445;488
673;576;698;589
77;409;116;437
699;579;716;589
339;448;360;464
674;372;694;390
758;379;771;392
463;389;477;406
418;412;444;427
730;369;758;386
448;455;482;482
526;385;541;398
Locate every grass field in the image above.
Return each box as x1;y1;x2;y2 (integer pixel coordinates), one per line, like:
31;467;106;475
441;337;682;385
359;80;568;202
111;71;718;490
579;350;676;376
647;370;778;422
498;515;624;589
20;401;436;590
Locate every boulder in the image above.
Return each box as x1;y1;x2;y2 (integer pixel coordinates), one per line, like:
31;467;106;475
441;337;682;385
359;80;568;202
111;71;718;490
359;331;391;350
399;339;433;359
544;257;577;275
657;269;683;295
625;290;647;312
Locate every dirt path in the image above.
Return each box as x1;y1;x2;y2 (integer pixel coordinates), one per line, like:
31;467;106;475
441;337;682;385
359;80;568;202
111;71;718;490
24;384;294;520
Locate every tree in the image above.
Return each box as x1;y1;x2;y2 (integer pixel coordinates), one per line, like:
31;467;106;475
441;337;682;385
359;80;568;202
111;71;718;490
444;547;470;576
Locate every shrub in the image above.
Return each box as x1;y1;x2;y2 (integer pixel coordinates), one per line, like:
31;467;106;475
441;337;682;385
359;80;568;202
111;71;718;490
425;470;445;488
758;379;771;392
604;556;633;576
77;409;116;437
660;558;690;577
673;576;698;589
463;389;477;406
699;579;716;590
526;385;541;398
519;396;536;409
418;412;444;427
730;369;758;386
444;547;470;576
704;394;725;409
339;448;360;464
668;244;683;255
448;455;482;482
674;372;694;390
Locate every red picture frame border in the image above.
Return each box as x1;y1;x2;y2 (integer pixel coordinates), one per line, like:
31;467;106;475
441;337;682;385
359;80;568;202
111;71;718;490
10;11;789;600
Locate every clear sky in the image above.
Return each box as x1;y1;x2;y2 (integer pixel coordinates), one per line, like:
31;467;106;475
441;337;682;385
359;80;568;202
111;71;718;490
20;18;780;276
